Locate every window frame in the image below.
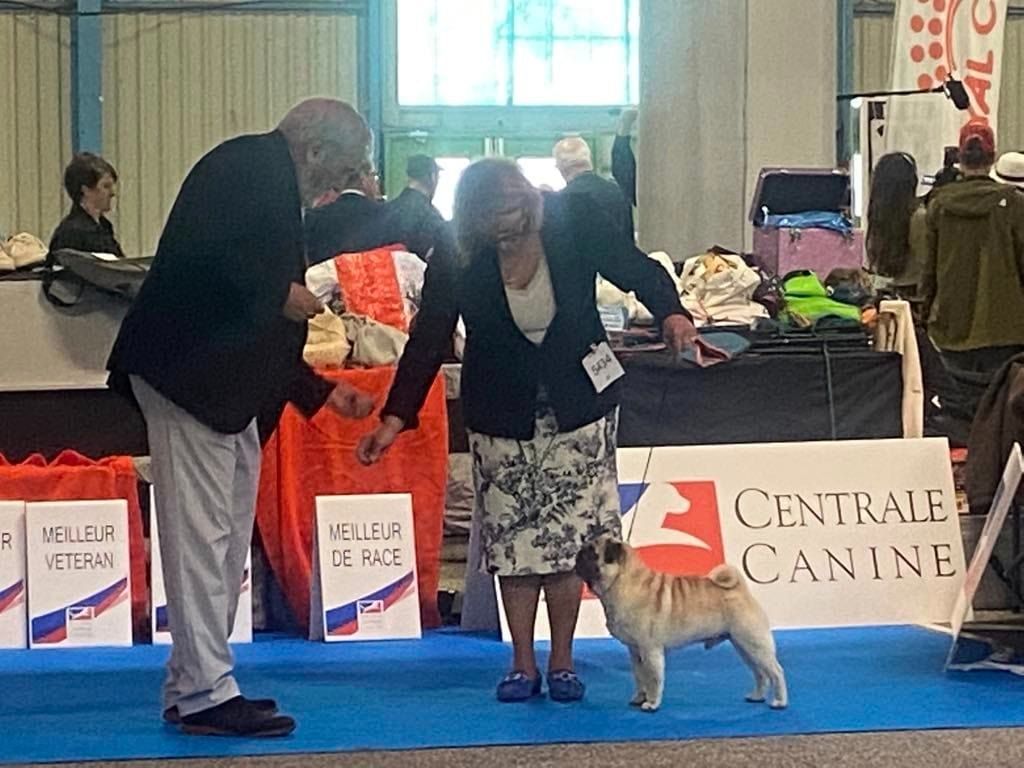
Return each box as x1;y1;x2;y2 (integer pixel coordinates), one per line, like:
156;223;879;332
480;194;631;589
381;0;638;135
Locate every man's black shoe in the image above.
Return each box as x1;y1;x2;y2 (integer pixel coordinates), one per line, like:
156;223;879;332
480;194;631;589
163;696;278;725
178;696;295;737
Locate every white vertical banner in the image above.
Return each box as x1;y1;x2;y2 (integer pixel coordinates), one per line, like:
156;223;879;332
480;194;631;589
149;488;252;645
0;502;27;649
886;0;1008;180
888;0;1007;180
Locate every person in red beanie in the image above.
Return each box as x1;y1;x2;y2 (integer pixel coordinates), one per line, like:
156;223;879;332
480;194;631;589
921;121;1024;419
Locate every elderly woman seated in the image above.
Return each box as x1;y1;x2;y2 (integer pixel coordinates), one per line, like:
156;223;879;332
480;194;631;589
49;153;125;258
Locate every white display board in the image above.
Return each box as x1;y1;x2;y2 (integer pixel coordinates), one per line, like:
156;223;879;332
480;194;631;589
311;494;421;642
500;439;966;641
635;438;965;628
0;502;27;649
946;443;1023;672
26;500;132;649
149;489;252;645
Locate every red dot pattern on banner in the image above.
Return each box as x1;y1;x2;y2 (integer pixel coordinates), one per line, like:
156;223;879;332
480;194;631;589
906;0;949;90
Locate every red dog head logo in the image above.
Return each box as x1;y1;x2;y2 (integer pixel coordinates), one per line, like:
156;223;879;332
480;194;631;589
628;481;725;576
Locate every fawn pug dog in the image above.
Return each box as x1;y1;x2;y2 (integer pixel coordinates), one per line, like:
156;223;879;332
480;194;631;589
575;535;787;712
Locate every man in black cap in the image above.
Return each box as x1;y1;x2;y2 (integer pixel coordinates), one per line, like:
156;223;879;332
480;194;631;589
383;154;451;262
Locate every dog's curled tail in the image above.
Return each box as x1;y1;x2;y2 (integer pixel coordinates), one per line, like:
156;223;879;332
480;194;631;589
708;564;743;590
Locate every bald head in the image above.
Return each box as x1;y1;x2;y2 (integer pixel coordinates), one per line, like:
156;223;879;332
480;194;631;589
278;98;372;207
553;137;593;183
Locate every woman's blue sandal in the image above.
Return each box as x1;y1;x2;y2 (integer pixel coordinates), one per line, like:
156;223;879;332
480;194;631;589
496;671;543;702
547;669;585;702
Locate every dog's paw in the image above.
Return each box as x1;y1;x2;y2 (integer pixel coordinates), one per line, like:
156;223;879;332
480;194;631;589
745;693;767;703
770;699;788;710
640;701;661;713
629;692;646;707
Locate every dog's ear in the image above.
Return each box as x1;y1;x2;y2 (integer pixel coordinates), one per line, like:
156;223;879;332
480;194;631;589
603;539;624;565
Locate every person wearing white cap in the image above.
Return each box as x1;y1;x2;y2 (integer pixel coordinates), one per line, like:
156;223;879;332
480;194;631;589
992;151;1024;191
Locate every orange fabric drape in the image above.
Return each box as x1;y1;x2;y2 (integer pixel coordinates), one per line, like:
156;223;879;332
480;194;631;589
0;451;148;632
333;245;410;332
256;367;448;632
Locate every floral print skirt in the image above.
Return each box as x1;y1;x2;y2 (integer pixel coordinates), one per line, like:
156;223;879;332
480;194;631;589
468;403;622;577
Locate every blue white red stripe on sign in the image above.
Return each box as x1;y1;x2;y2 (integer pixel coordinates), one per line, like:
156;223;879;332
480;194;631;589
0;580;24;615
30;578;128;644
325;571;415;636
618;483;647;516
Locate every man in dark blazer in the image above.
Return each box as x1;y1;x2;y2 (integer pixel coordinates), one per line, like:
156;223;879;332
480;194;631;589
554;136;635;239
382;154;451;262
107;99;374;738
611;108;638;208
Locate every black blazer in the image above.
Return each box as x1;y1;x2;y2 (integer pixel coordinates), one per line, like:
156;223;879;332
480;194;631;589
305;188;453;265
611;134;637;207
563;171;634;238
382;192;687;439
49;205;125;258
382;187;453;261
304;193;387;266
107;131;332;434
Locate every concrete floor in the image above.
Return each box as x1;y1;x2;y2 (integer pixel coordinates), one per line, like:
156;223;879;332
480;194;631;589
18;728;1024;768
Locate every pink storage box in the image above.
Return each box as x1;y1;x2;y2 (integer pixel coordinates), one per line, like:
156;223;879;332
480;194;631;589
752;227;864;280
748;167;864;279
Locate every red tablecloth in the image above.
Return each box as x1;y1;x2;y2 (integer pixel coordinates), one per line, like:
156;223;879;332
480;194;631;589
256;367;448;632
0;451;148;633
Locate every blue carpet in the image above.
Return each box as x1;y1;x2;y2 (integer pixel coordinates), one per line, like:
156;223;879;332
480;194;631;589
1;626;1023;764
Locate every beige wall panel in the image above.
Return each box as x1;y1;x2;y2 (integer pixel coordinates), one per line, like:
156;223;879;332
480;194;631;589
1001;18;1024;152
854;14;894;93
0;13;71;244
104;12;359;256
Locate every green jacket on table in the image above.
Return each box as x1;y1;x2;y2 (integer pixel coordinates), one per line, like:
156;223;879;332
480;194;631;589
921;176;1024;351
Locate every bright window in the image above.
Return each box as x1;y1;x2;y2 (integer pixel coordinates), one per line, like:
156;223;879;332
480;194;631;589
432;157;473;220
517;157;566;191
397;0;639;107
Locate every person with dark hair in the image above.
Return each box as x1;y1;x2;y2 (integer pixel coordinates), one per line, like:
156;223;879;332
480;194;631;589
49;153;125;257
404;154;441;202
921;121;1024;417
866;152;927;301
611;108;637;208
930;146;963;195
380;154;450;261
356;158;696;703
